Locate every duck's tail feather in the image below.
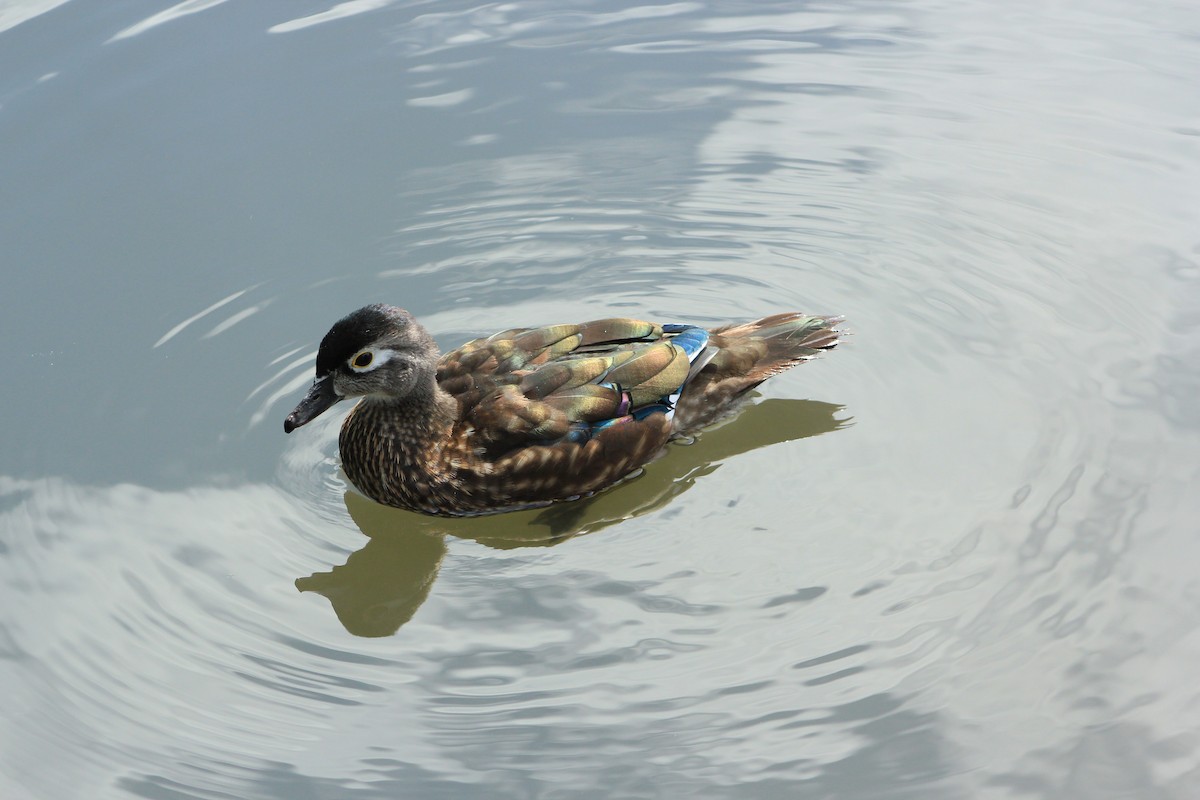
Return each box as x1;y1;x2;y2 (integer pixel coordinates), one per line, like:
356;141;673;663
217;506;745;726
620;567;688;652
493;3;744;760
671;313;843;432
712;312;843;383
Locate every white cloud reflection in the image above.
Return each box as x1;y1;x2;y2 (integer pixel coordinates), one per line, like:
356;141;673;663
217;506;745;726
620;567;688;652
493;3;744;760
268;0;397;35
0;0;73;35
106;0;232;44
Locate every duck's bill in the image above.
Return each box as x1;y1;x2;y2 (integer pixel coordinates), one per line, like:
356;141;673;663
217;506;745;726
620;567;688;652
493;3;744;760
284;376;340;433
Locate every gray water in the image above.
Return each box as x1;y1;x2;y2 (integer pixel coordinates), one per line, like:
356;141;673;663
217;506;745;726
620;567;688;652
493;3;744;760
3;1;1199;798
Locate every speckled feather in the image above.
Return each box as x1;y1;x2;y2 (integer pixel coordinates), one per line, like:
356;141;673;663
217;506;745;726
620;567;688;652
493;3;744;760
286;306;841;516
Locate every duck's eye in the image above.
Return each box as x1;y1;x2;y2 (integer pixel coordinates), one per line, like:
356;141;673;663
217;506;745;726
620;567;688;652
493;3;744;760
350;350;373;370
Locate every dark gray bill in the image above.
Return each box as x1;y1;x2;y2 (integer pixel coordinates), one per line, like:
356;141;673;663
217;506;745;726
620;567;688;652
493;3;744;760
284;376;340;433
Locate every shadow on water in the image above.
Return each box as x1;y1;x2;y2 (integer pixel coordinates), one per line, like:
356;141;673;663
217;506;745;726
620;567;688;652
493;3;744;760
296;398;849;636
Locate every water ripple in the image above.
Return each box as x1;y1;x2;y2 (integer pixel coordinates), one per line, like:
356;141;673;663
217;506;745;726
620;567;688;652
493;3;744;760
4;0;1200;797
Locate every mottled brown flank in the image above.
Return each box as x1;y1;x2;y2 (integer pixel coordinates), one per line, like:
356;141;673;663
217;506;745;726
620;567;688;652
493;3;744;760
338;313;839;516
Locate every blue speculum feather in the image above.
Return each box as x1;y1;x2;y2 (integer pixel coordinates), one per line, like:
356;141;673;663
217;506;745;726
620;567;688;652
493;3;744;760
663;324;710;360
664;325;710;417
633;403;672;420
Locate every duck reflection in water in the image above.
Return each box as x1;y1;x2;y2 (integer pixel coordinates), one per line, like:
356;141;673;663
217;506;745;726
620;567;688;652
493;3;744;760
296;398;848;637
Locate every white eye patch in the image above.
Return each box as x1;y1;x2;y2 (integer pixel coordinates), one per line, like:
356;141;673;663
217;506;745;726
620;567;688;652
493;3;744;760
347;348;396;373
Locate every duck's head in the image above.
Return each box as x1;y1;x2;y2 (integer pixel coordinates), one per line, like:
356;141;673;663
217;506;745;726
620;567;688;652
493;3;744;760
284;304;440;433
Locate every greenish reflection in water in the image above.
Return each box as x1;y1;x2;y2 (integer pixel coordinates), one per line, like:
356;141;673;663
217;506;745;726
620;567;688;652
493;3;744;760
298;399;846;636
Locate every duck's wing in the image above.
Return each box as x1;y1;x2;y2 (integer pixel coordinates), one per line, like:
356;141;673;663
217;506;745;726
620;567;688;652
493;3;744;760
437;318;711;458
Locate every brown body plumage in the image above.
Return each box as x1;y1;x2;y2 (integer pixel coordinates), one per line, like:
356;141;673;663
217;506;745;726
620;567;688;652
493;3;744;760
285;306;841;516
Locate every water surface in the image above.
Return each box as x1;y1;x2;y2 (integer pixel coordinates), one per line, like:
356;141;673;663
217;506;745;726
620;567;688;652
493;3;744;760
2;1;1199;798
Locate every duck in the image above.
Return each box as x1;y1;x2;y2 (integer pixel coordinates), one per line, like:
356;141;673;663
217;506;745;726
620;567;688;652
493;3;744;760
284;305;842;516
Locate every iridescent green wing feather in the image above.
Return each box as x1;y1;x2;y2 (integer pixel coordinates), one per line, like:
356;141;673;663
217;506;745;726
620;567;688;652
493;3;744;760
437;318;661;403
445;318;712;457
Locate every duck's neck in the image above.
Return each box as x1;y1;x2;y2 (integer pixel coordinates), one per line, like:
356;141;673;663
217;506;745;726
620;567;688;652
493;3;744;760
412;385;458;431
361;384;456;442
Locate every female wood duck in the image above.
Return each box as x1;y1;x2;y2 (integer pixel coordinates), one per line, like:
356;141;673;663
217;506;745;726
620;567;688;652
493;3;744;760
284;305;841;516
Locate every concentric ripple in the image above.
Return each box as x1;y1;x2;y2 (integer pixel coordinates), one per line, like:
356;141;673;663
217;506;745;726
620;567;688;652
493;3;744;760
2;0;1199;798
